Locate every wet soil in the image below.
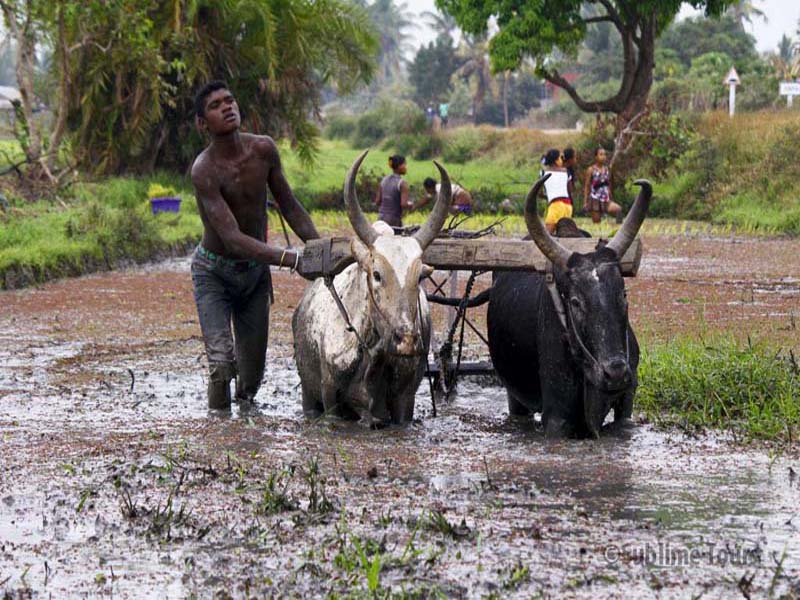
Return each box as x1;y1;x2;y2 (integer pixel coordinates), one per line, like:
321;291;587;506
1;234;799;598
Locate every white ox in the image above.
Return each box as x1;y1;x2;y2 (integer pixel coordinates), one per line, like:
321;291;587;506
292;151;452;425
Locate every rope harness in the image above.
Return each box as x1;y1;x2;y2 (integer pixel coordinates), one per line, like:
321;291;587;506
324;266;428;360
544;260;630;370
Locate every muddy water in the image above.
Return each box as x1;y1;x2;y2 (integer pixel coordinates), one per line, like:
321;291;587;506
1;235;800;598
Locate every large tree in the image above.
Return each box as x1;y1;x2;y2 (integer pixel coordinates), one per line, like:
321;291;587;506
409;34;460;105
1;0;376;177
436;0;732;121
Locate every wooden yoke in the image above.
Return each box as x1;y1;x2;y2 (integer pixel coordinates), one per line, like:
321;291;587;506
301;236;643;280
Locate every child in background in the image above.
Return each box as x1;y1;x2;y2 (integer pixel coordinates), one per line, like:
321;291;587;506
584;147;622;224
541;148;571;234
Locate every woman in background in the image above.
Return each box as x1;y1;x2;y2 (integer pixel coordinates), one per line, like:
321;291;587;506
584;147;622;224
375;154;411;227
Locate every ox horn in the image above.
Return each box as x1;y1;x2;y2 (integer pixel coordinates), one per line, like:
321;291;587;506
413;161;452;250
344;150;378;247
607;179;652;258
524;174;572;270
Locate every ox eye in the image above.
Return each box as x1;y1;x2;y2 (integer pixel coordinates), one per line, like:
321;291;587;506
373;271;382;283
570;297;583;310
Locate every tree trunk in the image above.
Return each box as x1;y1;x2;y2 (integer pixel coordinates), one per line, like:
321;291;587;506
502;71;509;127
47;4;71;173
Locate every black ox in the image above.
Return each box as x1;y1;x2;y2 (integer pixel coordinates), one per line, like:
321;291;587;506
487;176;652;438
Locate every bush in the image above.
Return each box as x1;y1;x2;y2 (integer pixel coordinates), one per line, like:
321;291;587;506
353;112;388;147
325;115;358;140
411;133;443;160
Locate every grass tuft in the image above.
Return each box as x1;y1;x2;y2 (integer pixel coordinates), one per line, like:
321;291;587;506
638;336;800;445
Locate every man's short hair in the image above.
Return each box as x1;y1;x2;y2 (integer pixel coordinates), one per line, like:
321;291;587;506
194;80;229;118
423;177;436;189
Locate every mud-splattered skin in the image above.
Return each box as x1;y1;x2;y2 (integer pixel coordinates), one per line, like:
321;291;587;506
489;246;639;438
293;230;432;424
191;87;318;262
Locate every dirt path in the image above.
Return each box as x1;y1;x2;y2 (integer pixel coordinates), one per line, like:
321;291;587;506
1;234;799;598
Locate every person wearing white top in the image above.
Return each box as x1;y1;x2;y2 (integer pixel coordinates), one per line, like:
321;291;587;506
540;148;573;234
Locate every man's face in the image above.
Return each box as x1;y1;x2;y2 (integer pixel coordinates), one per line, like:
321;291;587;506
200;88;240;135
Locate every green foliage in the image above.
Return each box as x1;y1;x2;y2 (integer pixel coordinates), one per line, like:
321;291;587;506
353;97;428;148
409;35;460;105
658;14;758;70
638;336;800;445
324;115;358;140
57;0;377;173
437;0;731;119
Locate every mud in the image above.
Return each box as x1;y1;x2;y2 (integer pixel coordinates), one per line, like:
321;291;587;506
1;234;799;598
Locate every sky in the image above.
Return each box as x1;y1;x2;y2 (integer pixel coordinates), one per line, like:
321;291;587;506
403;0;800;54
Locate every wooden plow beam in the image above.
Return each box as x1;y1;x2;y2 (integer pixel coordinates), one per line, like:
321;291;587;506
301;236;643;280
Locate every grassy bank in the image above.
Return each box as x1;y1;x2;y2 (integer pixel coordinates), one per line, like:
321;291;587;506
638;336;799;447
0;175;202;289
652;110;800;236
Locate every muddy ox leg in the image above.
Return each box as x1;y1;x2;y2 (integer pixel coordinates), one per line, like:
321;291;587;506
507;390;532;417
540;377;580;438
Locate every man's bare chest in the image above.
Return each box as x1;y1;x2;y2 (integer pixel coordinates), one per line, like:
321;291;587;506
218;154;270;200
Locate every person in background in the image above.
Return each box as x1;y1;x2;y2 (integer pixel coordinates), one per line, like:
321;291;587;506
584;147;622;224
422;177;471;214
562;147;577;202
375;154;411;227
540;148;571;234
438;102;449;129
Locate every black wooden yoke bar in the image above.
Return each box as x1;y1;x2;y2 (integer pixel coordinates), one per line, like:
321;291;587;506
301;236;643;280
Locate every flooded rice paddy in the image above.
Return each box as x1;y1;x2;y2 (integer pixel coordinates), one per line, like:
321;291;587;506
1;233;799;598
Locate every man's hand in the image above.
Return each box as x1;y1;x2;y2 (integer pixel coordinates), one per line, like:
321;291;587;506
294;249;318;281
294;238;356;280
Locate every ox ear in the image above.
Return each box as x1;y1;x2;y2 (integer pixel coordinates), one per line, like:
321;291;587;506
420;264;435;281
351;238;371;269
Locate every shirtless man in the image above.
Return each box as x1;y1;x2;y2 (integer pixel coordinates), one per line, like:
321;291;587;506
191;80;319;410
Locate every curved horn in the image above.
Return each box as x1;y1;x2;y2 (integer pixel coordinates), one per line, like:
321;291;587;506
524;174;571;270
413;161;452;249
607;179;652;258
344;150;378;247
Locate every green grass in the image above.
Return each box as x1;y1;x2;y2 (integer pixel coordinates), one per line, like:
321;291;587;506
0;173;202;288
280;138;537;209
637;336;800;445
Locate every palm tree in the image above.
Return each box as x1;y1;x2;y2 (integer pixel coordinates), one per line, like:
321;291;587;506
454;35;493;123
366;0;414;84
61;0;377;173
727;0;767;31
421;9;457;40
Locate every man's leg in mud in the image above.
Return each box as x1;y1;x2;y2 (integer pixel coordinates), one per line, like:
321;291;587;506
191;258;237;410
232;269;271;403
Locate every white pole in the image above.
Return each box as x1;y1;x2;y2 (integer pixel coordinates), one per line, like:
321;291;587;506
789;95;794;109
729;83;736;117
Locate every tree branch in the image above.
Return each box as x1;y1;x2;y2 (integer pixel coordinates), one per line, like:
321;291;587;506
541;68;621;113
583;15;615;25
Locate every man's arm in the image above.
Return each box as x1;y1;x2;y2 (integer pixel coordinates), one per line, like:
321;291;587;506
265;140;320;242
192;163;300;268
